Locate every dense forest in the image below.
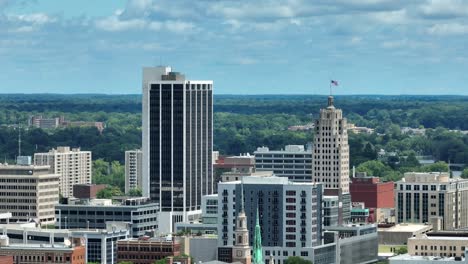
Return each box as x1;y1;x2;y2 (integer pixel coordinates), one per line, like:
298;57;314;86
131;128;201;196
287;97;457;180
0;94;467;191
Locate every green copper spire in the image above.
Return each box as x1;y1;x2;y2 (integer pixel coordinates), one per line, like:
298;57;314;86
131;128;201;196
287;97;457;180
252;207;264;264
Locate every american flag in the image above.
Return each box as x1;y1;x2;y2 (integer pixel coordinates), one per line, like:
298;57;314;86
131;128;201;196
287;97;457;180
331;80;339;86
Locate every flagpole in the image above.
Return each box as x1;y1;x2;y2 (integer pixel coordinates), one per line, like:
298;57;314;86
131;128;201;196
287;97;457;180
329;81;332;96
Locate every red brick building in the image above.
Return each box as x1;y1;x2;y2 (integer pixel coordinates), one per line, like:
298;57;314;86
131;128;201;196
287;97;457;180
350;175;395;223
117;237;181;264
73;184;106;199
0;256;13;264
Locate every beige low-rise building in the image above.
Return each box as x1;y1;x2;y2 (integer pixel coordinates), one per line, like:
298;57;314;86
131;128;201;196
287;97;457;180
378;223;433;245
408;231;468;258
395;172;468;230
0;165;59;226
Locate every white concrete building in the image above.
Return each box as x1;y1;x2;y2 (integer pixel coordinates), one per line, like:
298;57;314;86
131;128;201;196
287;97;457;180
254;145;313;182
142;66;213;234
34;146;91;198
125;149;143;193
0;165;59;226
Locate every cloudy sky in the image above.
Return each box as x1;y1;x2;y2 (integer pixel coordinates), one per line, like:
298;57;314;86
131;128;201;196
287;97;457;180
1;0;467;94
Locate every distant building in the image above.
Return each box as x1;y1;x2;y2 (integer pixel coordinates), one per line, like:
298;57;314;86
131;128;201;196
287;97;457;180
29;115;60;129
34;146;92;198
117;237;182;264
125;149;143;194
347;123;375;134
29;115;105;132
0;164;59;226
350;174;395;223
142;66;214;233
73;184;106;199
254;145;313;182
217;176;323;264
401;127;426;136
312;96;351;224
0;236;86;264
395;172;468;230
56;197;158;237
288;123;315;131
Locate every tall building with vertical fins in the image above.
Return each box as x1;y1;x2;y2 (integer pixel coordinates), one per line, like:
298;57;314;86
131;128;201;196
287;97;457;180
142;66;214;233
312;96;351;223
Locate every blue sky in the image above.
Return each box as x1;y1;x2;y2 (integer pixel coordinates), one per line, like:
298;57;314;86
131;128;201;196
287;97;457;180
1;0;468;95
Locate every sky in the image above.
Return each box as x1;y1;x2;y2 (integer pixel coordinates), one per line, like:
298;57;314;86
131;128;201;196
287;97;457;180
0;0;468;95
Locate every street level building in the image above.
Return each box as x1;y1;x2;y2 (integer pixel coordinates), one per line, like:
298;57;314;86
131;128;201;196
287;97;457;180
350;173;395;223
125;149;143;193
34;147;92;198
117;237;181;264
0;164;59;226
3;222;129;264
395;172;468;230
312;96;351;224
142;66;213;233
55;197;158;237
0;236;86;264
217;176;323;264
254;145;313;182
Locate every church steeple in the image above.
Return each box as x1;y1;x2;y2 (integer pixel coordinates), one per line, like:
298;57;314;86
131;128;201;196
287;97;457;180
252;208;264;264
232;179;251;264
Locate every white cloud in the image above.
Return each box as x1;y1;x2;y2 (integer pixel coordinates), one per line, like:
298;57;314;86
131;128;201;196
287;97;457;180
419;0;468;19
427;23;468;35
95;16;146;31
95;13;197;34
369;9;409;24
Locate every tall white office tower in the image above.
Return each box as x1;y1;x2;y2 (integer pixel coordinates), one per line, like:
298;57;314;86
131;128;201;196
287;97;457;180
142;66;213;233
312;96;351;223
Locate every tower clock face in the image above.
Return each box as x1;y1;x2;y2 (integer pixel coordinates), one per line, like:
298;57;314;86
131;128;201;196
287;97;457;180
237;251;243;257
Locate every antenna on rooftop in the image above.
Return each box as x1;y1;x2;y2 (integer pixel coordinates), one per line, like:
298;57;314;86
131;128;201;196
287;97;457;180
18;124;22;157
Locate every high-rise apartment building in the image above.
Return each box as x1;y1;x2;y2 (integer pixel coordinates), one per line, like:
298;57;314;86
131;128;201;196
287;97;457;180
0;165;59;226
125;149;143;193
142;66;213;233
217;176;323;264
34;147;91;198
312;96;351;223
395;172;468;230
254;145;313;182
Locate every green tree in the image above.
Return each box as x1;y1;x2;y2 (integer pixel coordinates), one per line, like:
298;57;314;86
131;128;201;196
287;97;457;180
97;186;123;199
284;256;313;264
462;168;468;179
421;161;449;172
127;188;142;197
356;160;392;177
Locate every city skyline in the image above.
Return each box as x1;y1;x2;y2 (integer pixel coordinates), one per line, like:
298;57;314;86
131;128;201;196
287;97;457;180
1;0;468;95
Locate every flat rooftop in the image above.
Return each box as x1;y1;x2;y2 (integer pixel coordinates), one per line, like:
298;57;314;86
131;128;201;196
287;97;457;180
378;224;431;233
390;254;463;262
